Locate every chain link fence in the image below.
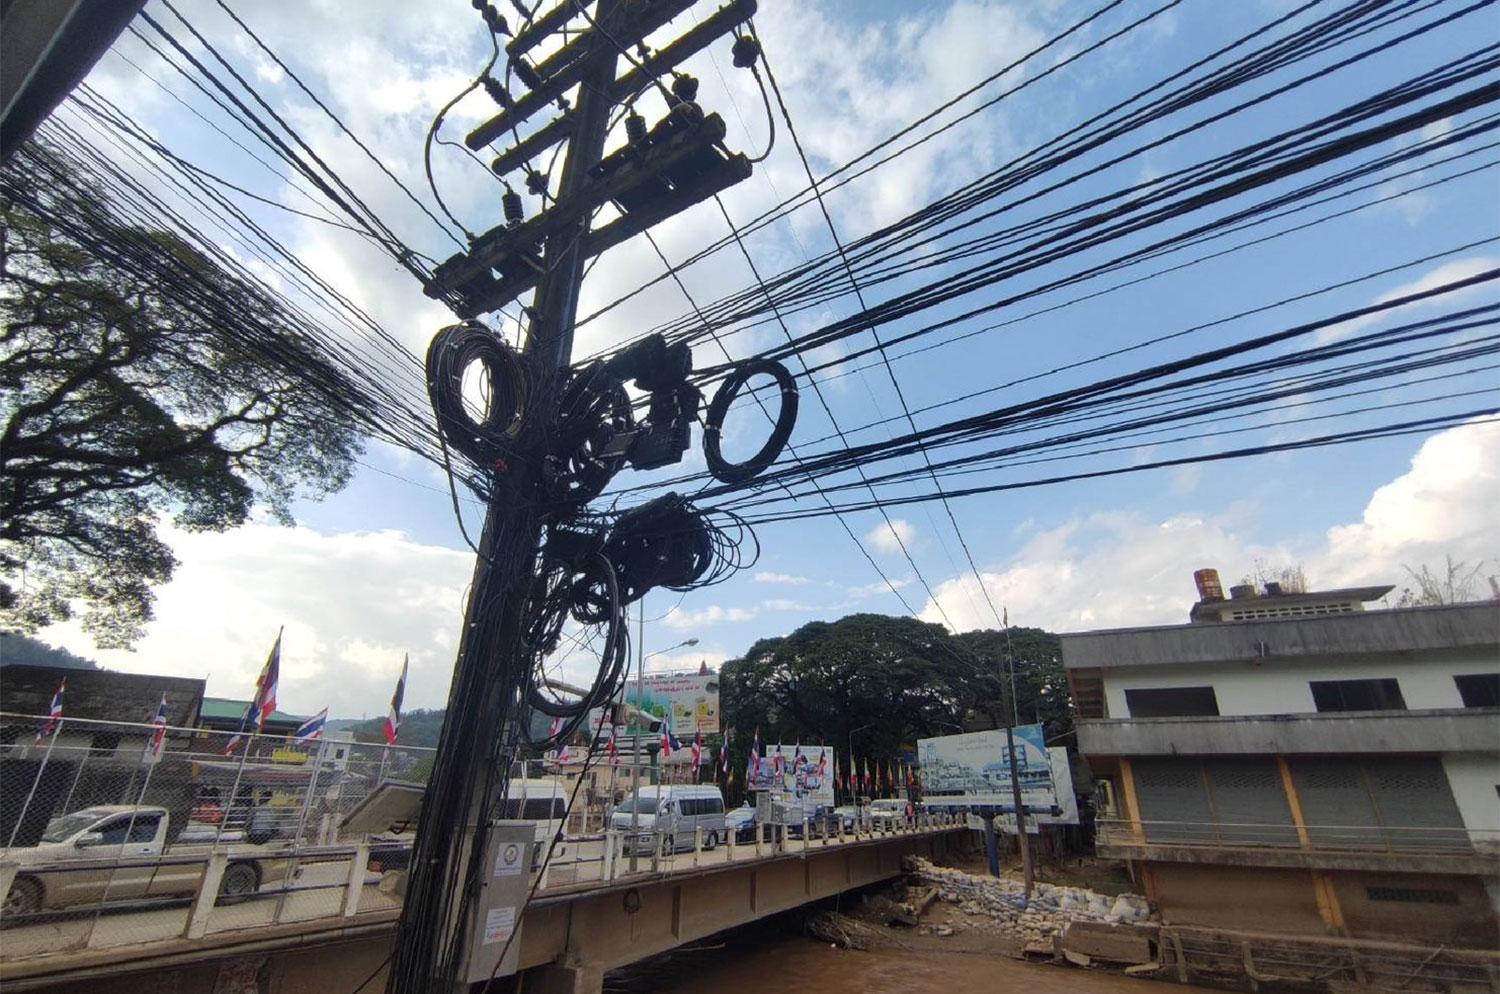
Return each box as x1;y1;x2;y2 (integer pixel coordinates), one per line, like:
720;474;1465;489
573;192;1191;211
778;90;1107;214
0;710;432;954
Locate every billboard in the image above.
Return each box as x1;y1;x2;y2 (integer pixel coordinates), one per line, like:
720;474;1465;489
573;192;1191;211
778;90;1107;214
917;724;1055;810
983;747;1078;833
621;673;720;735
748;745;834;808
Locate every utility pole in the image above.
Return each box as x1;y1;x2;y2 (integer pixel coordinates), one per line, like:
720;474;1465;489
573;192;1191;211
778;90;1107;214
389;2;756;989
1000;622;1033;900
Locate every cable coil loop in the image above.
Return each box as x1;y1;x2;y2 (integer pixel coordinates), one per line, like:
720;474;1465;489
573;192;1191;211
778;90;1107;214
703;358;799;484
425;321;529;466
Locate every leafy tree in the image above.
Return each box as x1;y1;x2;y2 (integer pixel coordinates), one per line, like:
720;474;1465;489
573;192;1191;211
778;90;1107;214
1;140;361;647
951;627;1072;746
720;613;971;761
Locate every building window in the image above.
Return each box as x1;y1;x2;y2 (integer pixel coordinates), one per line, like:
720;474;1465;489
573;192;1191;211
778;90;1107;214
1124;686;1220;718
89;731;122;757
1309;678;1405;712
1453;673;1499;708
1366;887;1460;905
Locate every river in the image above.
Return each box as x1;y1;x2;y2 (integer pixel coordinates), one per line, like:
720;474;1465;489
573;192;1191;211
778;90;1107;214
606;911;1216;994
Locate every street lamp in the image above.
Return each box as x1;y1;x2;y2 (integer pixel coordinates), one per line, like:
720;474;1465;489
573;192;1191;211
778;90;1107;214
644;637;698;661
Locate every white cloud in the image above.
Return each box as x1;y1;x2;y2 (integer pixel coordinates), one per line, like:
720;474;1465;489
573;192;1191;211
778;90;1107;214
759;599;811;612
847;577;914;598
865;518;917;554
918;420;1500;632
1315;256;1498;345
754;571;810;585
39;522;473;720
661;604;755;631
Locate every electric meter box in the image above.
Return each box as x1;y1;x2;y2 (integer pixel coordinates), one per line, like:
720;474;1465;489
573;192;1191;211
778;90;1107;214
464;820;536;984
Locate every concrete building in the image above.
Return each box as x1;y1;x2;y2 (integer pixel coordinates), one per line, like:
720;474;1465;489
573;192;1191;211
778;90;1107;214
1061;573;1500;949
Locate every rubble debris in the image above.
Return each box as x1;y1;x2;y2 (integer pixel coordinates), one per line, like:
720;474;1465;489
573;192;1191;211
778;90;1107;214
903;857;1153;948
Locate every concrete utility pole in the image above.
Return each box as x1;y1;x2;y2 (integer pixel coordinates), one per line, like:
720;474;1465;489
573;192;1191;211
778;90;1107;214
1000;624;1034;900
388;1;756;988
387;9;623;991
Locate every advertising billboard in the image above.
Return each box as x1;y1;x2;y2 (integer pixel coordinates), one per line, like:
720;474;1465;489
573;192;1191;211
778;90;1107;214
917;724;1055;810
987;747;1078;833
748;744;834;808
621;673;720;735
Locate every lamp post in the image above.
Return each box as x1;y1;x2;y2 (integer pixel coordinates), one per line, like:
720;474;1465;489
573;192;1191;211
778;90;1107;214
630;624;699;868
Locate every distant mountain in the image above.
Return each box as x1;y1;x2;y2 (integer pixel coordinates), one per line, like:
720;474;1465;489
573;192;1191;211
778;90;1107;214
0;633;101;670
346;708;447;748
322;718;367;732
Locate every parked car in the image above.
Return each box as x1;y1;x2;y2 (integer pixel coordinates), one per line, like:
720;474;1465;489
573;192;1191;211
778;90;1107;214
832;805;864;832
610;785;727;853
724;803;757;842
868;798;910;825
1;805;292;918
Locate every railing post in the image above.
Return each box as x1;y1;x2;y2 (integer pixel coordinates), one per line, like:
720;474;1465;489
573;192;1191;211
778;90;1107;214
693;826;702;867
186;852;228;939
802;816;810;852
651;830;664;872
602;831;616;881
754;822;764;858
342;842;368;917
727;825;737;860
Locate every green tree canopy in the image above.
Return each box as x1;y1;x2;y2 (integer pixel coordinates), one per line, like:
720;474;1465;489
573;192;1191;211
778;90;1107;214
719;613;1068;768
1;140;361;647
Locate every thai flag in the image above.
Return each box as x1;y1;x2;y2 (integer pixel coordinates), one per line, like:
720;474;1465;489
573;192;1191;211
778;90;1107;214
547;715;564;739
792;743;805;770
691;731;702;767
294;707;328;743
719;729;730;779
147;693;168;758
606;726;618;763
35;678;64;745
747;728;760;781
384;655;408;746
816;748;827;776
660;728;679;759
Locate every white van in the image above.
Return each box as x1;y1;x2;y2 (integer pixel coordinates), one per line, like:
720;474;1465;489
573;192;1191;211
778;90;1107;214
610;785;727;853
503;778;569;847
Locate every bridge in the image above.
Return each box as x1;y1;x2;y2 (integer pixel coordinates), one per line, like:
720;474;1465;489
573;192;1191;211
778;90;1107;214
1;817;965;993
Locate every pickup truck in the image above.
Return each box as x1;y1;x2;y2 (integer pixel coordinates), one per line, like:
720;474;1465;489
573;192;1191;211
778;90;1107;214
1;805;293;918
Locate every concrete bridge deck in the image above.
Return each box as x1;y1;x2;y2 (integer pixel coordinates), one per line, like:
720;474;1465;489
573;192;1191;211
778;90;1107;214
2;818;966;993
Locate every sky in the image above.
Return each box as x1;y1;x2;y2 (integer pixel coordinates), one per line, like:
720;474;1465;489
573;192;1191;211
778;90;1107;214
31;0;1500;720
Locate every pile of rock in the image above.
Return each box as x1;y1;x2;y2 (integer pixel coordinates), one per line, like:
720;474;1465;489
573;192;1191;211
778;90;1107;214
905;857;1152;944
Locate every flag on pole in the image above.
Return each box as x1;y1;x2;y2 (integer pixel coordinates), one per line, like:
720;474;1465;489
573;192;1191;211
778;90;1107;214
384;655;408;746
547;715;564;739
606;725;619;764
146;693;169;758
719;733;730;781
747;728;761;781
660;727;679;759
255;637;280;728
35;678;65;745
294;708;328;743
226;631;281;755
792;743;805;770
691;731;702;768
816;748;827;776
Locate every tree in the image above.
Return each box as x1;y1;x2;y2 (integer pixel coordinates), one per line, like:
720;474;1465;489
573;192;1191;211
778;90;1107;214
951;627;1072;746
1239;560;1307;593
1;140;361;647
1396;555;1490;607
722;613;1055;763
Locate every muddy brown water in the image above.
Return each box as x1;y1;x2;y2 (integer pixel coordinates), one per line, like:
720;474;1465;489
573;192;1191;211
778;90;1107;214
606;910;1218;994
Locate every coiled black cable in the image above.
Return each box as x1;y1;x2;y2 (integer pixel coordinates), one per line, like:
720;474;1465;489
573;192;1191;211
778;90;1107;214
425;321;529;466
702;358;799;483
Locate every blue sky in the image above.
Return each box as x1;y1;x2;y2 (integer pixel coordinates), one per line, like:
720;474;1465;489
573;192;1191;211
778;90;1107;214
38;0;1499;719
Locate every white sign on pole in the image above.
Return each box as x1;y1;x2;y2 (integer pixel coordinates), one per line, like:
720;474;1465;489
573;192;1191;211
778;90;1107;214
917;725;1056;810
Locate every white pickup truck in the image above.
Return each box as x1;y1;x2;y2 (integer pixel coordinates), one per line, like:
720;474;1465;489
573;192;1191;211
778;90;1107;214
2;805;292;918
